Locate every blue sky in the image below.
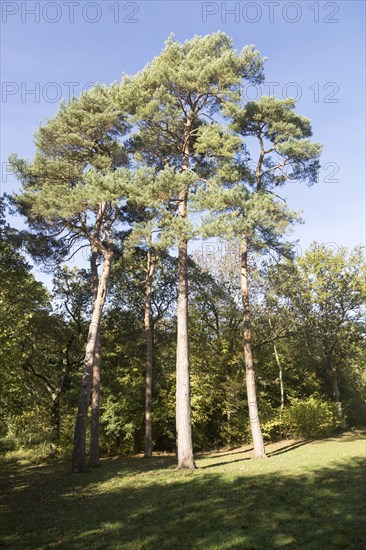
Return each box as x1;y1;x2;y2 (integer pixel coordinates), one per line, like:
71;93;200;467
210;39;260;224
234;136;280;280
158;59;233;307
1;0;365;282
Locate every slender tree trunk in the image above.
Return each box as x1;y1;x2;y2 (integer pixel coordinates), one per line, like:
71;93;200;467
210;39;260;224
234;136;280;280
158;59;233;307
268;317;285;434
50;396;60;445
176;114;195;469
89;331;102;467
144;249;154;458
328;356;346;429
274;343;285;414
275;342;285;439
72;251;113;473
240;234;266;458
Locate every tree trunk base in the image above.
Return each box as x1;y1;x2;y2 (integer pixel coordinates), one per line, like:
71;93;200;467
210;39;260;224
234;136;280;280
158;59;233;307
88;461;102;468
177;460;197;470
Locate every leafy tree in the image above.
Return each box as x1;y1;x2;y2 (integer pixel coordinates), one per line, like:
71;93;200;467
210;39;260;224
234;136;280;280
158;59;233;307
0;203;86;451
188;256;246;448
100;251;177;453
0;197;50;440
269;243;366;427
250;259;302;433
50;267;90;445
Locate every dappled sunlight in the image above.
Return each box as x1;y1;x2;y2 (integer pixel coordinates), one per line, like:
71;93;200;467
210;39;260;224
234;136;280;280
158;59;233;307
1;434;365;549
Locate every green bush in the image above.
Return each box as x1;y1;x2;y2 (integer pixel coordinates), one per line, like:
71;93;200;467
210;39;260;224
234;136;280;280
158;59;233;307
57;412;76;459
282;397;340;438
4;409;50;448
261;417;283;441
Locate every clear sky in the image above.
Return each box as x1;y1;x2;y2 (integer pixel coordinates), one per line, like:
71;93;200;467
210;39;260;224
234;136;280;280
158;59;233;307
1;0;365;283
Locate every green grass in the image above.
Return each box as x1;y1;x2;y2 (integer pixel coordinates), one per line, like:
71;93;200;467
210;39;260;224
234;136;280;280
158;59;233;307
1;432;365;549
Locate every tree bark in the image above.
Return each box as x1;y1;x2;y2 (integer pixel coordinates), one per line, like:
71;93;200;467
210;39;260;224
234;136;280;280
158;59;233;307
275;341;285;439
176;113;195;470
88;250;102;467
268;318;285;412
274;342;285;415
269;317;285;439
89;331;102;467
240;234;266;458
72;251;113;473
144;248;154;458
50;396;60;446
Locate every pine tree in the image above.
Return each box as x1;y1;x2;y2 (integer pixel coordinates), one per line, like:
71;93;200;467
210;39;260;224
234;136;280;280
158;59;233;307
114;32;265;468
121;201;164;459
10;85;130;471
197;96;322;457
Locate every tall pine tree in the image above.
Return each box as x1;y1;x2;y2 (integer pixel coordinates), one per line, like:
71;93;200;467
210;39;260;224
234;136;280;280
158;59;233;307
114;32;265;468
197;96;322;457
10;85;131;471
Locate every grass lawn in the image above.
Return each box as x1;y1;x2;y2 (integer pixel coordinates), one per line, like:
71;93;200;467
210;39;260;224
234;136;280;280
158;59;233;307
0;432;365;549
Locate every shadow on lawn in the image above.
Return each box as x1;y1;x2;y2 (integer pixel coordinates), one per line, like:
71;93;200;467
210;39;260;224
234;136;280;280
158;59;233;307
267;440;311;457
200;456;251;469
1;446;366;549
198;447;253;460
199;440;312;467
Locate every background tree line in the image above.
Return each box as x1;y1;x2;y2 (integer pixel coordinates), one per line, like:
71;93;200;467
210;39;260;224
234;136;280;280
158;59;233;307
1;200;365;460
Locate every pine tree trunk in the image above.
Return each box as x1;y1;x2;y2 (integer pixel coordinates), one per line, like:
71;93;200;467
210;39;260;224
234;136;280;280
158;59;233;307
176;114;195;469
176;223;195;469
72;251;113;473
89;331;102;467
144;249;154;458
240;234;266;458
89;250;102;467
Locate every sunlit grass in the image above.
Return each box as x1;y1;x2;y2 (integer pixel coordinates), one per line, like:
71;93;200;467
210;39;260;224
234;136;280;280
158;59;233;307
1;432;365;549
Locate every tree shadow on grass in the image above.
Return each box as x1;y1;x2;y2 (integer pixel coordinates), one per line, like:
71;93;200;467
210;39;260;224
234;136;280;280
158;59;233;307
200;456;251;469
267;440;311;457
198;440;312;466
1;446;366;550
98;453;178;475
198;447;254;460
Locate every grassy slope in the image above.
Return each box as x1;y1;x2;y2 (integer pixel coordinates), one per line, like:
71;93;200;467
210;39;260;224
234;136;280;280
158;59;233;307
0;432;365;550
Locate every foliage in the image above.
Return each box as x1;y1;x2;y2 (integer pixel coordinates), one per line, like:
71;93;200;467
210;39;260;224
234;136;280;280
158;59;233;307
267;244;366;417
282;397;340;438
2;196;365;454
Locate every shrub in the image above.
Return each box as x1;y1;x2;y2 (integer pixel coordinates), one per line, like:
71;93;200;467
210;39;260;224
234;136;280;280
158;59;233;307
282;397;340;438
261;417;284;441
5;409;50;448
